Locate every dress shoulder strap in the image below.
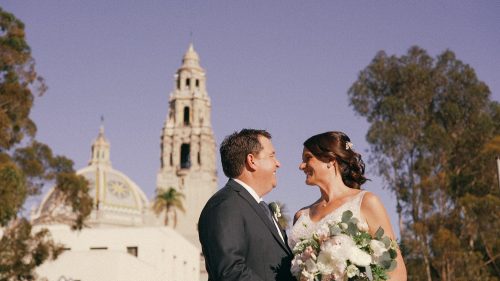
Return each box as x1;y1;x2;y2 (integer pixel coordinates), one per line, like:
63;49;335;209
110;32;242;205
354;190;369;216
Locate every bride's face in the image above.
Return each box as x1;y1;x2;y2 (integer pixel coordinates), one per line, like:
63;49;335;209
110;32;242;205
299;147;330;186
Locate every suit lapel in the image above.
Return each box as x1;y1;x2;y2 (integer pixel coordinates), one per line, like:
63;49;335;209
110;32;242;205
229;180;292;255
281;227;292;254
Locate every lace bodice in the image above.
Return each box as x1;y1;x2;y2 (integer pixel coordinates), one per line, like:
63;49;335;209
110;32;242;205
288;191;368;249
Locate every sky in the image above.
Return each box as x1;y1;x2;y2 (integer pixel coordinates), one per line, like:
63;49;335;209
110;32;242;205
2;1;499;235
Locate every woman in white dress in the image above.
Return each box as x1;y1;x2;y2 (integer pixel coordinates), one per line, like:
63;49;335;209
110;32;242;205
289;131;407;280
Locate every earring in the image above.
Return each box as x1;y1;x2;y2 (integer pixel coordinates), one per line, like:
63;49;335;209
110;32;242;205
327;163;331;169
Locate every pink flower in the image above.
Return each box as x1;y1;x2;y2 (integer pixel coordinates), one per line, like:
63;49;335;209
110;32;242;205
316;223;330;241
303;246;316;260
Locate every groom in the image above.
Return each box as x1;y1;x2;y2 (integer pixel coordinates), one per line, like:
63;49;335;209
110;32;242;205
198;129;294;281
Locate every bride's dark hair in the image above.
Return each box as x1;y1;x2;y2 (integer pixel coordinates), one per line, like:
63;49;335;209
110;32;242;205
303;131;367;189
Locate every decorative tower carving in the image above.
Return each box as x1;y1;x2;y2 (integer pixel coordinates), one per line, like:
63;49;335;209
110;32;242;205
90;125;111;167
157;44;217;246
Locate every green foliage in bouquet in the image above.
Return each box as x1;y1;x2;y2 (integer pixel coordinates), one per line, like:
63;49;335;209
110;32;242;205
340;210;398;281
291;210;399;281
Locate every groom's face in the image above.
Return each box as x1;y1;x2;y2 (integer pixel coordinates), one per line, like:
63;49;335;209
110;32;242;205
254;136;281;194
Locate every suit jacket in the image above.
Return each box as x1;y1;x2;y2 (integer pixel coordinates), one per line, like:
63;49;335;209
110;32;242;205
198;179;294;281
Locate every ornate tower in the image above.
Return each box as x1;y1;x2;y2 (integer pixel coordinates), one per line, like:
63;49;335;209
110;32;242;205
156;44;217;246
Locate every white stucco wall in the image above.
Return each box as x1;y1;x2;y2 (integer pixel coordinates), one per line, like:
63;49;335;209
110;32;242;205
35;224;200;281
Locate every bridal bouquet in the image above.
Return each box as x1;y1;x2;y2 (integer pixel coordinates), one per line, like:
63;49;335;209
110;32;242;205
291;210;398;281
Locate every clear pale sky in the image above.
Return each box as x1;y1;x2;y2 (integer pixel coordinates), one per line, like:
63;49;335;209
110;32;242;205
2;1;499;234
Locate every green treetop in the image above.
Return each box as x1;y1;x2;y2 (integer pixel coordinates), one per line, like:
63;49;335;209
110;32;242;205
0;7;92;281
349;46;500;281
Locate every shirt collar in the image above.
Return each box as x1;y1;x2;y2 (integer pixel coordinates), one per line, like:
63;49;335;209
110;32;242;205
233;178;262;203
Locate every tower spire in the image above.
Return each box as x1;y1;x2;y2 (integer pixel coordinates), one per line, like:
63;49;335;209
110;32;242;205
181;43;201;70
90;119;111;166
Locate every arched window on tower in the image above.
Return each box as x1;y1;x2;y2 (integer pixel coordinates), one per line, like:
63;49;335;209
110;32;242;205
186;78;190;88
183;107;190;126
197;151;201;165
195;79;200;88
180;144;191;169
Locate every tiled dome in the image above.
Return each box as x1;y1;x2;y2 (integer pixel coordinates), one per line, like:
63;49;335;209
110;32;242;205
32;126;150;227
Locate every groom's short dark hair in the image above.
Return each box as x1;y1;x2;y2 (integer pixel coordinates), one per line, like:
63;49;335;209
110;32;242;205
220;129;272;178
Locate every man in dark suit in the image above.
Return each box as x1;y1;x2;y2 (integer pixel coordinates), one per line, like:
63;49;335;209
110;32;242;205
198;129;294;281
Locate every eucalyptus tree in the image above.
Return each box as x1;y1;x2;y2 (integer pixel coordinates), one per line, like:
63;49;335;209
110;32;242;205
0;7;92;280
349;46;500;281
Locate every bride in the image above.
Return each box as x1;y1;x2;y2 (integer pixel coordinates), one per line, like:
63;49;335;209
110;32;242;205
289;131;407;280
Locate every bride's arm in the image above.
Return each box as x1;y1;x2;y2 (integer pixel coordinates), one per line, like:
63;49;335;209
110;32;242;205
361;192;407;281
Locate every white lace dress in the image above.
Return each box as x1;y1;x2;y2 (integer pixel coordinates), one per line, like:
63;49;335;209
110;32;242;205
288;191;369;250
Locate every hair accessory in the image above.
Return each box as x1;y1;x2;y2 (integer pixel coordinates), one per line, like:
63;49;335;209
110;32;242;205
345;141;354;150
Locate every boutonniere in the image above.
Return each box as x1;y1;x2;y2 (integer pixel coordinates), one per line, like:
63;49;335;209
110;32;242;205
268;202;281;220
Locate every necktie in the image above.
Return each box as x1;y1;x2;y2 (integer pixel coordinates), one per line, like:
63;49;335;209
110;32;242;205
259;201;274;222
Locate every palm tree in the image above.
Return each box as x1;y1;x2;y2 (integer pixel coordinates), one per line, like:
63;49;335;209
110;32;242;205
153;187;185;228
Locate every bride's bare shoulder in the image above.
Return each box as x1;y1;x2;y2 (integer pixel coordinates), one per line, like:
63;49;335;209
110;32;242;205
360;191;384;210
293;199;320;225
293;207;308;224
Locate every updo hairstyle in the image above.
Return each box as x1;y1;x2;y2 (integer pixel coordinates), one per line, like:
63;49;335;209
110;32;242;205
303;131;367;189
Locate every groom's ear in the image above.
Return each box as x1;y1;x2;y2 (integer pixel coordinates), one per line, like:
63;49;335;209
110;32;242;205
246;153;258;171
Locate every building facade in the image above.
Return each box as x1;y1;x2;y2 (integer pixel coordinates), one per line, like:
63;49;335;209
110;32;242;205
29;44;217;281
31;125;201;281
156;43;217;247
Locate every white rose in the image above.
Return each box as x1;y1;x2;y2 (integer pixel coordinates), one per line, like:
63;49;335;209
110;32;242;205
331;256;347;279
331;234;355;247
305;258;318;273
370;239;388;258
328;234;371;266
323;235;353;261
316;251;334;275
316;223;330;240
320;239;337;254
291;258;304;276
347;246;372;267
346;264;360;278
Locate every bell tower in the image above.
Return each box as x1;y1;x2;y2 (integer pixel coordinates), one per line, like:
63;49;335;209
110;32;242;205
156;44;217;246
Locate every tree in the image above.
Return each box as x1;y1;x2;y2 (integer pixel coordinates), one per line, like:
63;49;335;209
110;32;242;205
0;7;92;280
348;46;500;280
153;187;185;228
